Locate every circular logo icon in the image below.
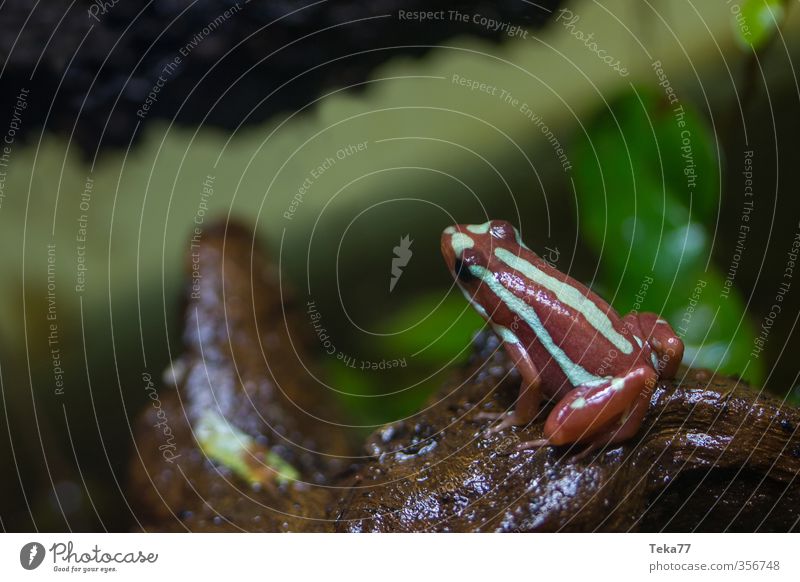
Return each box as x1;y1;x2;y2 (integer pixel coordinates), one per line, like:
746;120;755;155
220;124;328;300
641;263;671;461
19;542;46;570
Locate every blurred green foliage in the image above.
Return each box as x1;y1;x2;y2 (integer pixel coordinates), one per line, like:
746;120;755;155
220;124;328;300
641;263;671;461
328;293;482;426
734;0;786;51
573;88;763;383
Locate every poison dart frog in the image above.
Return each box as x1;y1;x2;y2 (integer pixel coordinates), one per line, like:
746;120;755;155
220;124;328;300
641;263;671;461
441;220;684;452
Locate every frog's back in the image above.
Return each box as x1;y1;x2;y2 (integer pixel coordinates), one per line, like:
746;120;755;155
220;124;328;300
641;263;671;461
491;245;638;388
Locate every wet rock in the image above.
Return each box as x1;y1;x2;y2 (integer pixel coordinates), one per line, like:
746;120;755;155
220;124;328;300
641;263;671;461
130;222;800;532
129;220;355;532
336;332;800;532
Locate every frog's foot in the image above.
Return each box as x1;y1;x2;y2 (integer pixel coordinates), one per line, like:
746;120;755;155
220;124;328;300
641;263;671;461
514;439;604;465
487;411;534;434
564;440;611;462
515;439;595;462
474;410;506;421
474;411;531;434
717;380;739;401
515;438;549;451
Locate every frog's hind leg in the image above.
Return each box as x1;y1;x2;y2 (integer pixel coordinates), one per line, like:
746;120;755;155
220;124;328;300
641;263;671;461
561;395;650;460
516;366;656;450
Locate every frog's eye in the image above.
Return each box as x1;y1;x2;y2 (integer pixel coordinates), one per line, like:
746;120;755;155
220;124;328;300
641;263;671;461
453;257;476;283
490;220;519;242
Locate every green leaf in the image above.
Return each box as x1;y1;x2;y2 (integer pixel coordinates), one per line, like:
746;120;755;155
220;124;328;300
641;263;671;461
196;411;299;486
573;88;762;383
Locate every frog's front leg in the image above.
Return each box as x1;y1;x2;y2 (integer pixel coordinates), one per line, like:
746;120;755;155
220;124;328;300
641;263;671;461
477;328;542;433
517;365;657;449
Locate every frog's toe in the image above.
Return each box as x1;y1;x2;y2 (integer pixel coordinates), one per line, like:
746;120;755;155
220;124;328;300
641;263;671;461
516;439;604;461
515;438;549;451
475;411;513;432
483;411;531;434
474;410;506;422
566;441;605;462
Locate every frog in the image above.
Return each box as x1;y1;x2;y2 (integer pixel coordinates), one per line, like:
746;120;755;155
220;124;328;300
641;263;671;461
441;219;684;452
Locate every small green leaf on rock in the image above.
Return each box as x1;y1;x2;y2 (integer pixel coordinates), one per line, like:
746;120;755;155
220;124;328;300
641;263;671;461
196;411;299;487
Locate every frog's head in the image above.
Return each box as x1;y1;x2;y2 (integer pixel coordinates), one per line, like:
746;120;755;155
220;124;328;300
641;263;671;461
440;220;522;296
